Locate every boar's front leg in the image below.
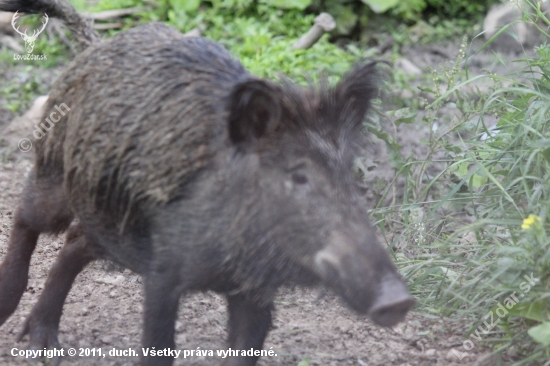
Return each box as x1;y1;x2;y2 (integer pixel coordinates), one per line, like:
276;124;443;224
18;223;100;365
223;294;273;366
141;268;181;366
0;170;73;326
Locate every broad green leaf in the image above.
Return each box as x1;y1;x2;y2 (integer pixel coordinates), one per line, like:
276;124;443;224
466;151;518;209
449;162;469;178
260;0;312;10
327;3;357;35
388;108;417;126
470;174;487;189
169;0;200;13
528;322;550;346
507;301;549;323
361;0;399;13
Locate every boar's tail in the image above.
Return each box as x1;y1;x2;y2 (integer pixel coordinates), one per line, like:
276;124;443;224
0;0;100;49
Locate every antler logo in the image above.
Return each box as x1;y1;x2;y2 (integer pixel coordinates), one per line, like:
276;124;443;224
11;11;49;54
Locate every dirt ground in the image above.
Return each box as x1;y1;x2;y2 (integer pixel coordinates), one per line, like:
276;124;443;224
0;26;529;366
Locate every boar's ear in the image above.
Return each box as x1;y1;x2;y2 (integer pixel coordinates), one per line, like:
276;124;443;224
333;61;380;128
228;79;281;145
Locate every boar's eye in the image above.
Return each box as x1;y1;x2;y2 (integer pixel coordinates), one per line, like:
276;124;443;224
291;172;308;185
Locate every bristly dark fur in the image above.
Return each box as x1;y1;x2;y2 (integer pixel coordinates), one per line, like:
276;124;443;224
2;0;382;230
0;0;32;13
32;17;381;226
34;24;249;227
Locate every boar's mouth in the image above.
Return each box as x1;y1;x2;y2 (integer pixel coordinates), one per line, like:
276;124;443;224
314;246;415;327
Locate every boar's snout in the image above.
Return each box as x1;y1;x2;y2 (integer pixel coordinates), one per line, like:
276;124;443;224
313;230;415;326
368;276;416;326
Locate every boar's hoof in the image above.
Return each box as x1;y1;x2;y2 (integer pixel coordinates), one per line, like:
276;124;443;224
17;318;62;365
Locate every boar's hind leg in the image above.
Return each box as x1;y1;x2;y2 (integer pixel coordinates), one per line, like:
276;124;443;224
142;269;182;366
223;294;273;366
0;171;73;326
18;223;100;362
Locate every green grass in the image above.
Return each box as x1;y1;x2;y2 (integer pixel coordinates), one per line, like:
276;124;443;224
0;65;51;113
372;1;550;364
169;8;364;83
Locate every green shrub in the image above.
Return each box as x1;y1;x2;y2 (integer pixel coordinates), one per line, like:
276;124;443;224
145;1;366;83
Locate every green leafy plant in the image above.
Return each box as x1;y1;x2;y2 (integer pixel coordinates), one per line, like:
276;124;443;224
0;66;50;113
375;1;550;363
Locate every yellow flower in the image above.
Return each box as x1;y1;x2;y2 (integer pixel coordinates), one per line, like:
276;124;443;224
522;214;542;230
